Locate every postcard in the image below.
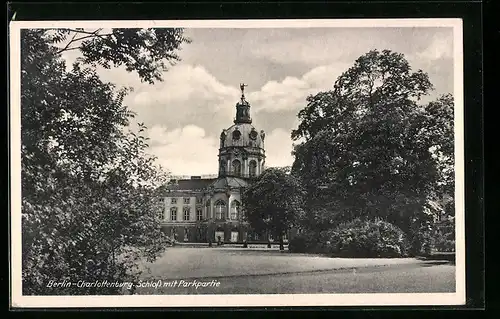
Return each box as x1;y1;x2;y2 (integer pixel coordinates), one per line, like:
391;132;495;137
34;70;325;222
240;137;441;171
10;18;465;308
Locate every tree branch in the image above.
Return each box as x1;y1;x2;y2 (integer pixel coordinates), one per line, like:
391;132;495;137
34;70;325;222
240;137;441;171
56;31;79;54
55;28;113;54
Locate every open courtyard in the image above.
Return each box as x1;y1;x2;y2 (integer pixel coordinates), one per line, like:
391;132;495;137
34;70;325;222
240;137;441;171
134;247;456;295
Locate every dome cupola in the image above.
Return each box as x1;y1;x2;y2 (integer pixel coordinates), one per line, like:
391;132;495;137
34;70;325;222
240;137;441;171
234;83;252;124
218;83;266;179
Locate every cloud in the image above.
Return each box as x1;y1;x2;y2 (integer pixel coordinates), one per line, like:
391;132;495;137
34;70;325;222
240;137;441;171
146;125;298;175
56;27;454;176
264;128;296;168
415;35;453;61
104;62;353;174
97;61;353;137
249;39;344;66
146;124;219;175
120;64;240;138
247;62;351;113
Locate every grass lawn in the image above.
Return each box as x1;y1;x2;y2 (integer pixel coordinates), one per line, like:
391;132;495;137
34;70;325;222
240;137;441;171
132;248;455;295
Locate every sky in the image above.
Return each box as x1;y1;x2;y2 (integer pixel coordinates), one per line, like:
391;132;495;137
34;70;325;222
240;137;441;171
61;26;454;176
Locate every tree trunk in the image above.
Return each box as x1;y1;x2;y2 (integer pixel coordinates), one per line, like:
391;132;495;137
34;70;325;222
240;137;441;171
279;233;284;251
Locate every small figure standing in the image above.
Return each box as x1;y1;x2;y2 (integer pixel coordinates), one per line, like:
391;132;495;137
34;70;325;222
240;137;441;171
240;83;248;97
220;129;226;148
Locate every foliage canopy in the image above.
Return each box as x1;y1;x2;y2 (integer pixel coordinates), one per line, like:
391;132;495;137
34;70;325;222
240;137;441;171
21;28;189;294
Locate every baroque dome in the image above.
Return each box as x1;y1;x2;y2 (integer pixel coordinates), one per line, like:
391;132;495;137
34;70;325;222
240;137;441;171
220;123;265;149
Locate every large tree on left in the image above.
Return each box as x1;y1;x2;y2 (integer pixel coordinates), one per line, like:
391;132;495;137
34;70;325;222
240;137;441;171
20;28;189;295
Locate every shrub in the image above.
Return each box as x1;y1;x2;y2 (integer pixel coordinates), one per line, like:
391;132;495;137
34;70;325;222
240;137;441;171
288;231;321;253
433;237;455;252
323;219;411;258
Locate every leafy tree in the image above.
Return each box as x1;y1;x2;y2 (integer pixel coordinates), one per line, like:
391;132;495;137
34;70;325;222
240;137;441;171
421;94;455;201
241;167;305;251
45;28;190;84
21;28;189;294
291;50;454;255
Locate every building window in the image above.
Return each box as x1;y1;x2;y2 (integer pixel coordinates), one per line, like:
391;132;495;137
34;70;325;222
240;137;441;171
196;207;203;221
171;198;177;204
170;207;178;221
249;160;257;177
232;129;241;140
231;231;239;243
214;200;226;220
232;160;241;176
215;230;224;242
231;200;240;220
184;197;190;204
158;209;165;220
183;207;190;221
220;161;226;174
196;197;203;204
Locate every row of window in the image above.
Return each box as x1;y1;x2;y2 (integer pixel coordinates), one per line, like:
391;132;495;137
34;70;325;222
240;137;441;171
212;200;240;220
158;200;241;221
161;197;203;205
220;159;258;177
158;207;204;221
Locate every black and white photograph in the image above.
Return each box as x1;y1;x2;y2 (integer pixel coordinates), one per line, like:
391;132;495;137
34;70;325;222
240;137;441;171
10;19;465;307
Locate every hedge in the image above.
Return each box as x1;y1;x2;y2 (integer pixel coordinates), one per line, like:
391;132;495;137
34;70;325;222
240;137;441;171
289;219;411;258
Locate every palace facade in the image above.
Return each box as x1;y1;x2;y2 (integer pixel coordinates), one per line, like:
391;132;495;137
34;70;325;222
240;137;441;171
159;85;286;243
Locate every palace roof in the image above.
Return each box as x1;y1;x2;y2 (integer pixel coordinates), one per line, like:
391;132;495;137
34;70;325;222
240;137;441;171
209;176;248;190
166;178;216;191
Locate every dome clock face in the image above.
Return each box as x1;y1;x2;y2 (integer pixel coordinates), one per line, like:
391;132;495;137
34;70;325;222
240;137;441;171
249;130;258;140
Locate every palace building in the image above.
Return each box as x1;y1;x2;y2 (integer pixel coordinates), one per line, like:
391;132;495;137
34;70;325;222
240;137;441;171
159;84;282;243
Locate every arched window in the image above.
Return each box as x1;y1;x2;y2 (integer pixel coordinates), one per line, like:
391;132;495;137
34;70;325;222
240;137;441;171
232;129;241;140
196;207;203;221
231;200;240;220
170;207;178;221
232;159;241;176
158;209;165;221
183;207;190;221
249;160;257;177
214;200;226;220
220;161;226;174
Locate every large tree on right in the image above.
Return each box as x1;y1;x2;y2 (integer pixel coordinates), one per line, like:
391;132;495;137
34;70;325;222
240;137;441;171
291;50;454;255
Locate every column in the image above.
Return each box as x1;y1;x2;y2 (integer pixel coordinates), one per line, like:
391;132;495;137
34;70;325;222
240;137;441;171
165;202;170;221
191;197;195;221
209;198;213;219
227;159;231;175
227;194;232;220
